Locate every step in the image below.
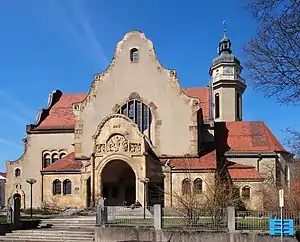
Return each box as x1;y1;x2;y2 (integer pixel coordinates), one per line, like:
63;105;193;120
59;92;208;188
11;230;94;235
0;238;93;242
8;233;94;238
4;236;94;240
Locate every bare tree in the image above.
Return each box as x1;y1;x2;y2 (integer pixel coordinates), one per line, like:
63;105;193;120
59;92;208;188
244;0;300;105
163;160;243;228
257;162;300;210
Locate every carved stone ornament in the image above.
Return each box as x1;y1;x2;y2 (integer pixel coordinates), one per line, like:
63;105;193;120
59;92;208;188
95;134;141;155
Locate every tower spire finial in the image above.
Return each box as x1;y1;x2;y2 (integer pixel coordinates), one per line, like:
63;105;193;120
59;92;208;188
222;20;227;37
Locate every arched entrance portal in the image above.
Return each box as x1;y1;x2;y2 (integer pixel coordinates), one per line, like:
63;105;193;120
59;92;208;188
101;160;136;206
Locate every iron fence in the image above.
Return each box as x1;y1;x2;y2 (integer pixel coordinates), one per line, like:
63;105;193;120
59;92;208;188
235;210;300;231
102;206;154;227
162;207;227;230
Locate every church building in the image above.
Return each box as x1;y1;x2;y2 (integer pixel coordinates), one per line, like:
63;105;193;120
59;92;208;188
5;30;292;210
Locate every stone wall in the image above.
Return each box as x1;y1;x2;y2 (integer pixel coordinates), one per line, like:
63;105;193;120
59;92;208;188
95;227;297;242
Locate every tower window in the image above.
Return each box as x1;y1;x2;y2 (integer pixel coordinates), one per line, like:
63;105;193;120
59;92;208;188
215;93;220;118
236;93;241;120
130;48;139;62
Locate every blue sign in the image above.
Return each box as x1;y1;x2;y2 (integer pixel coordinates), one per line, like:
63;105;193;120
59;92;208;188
269;219;294;236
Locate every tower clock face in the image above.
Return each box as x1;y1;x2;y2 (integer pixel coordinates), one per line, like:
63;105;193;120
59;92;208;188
224;66;233;75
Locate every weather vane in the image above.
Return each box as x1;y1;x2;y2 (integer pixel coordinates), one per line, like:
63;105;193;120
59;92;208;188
223;20;227;37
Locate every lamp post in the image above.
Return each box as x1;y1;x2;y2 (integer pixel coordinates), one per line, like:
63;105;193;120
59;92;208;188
140;178;150;220
26;178;37;219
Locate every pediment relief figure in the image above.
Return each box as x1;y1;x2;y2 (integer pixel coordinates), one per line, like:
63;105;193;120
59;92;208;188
95;134;141;155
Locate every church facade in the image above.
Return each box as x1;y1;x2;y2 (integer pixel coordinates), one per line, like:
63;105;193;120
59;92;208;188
5;31;292;210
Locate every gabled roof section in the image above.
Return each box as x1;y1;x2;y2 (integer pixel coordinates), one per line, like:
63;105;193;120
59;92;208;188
228;168;264;181
29;93;86;132
42;153;82;172
215;121;288;154
170;149;217;170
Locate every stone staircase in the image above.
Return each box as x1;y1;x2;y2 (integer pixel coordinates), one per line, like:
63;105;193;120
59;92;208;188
0;216;96;241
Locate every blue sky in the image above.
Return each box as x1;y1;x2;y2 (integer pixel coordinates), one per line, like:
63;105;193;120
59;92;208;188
0;0;298;172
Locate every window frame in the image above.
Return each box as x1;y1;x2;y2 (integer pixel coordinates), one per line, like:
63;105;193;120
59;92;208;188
15;168;21;177
182;178;192;196
53;179;62;195
130;48;139;62
63;179;72;195
193;178;203;194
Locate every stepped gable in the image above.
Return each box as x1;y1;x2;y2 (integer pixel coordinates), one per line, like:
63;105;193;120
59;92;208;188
42;153;82;172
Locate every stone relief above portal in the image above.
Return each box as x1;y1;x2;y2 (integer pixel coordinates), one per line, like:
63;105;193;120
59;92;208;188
95;134;141;155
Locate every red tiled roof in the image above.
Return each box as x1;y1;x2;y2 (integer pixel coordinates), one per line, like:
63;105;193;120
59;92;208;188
36;88;210;129
184;87;210;119
42;153;82;171
216;121;288;153
0;172;6;178
36;94;86;130
228;168;264;180
170;150;217;170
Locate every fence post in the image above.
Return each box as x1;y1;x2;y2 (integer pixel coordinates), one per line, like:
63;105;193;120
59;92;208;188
154;204;162;230
227;206;235;232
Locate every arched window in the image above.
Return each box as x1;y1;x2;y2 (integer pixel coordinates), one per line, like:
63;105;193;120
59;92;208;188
182;178;191;195
118;100;152;138
130;48;139;62
236;92;241;120
43;153;51;168
15;168;21;177
60;152;66;159
53;179;61;195
52;153;59;163
215;93;220;118
193;178;203;194
63;179;72;195
241;186;250;200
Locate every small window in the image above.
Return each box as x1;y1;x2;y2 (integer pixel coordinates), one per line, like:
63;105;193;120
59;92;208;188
236;93;241;120
60;153;66;159
53;179;61;195
52;153;59;163
43;153;51;168
63;179;72;195
130;48;139;62
215;93;220;118
15;168;21;177
193;178;203;194
241;186;250;200
182;178;191;195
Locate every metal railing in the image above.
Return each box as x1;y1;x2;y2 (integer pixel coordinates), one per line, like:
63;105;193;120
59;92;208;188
235;210;300;231
162;207;227;230
102;206;154;227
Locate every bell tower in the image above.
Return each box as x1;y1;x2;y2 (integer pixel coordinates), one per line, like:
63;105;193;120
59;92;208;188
209;22;246;122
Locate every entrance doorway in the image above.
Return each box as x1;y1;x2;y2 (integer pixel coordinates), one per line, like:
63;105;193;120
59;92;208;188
101;160;136;206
